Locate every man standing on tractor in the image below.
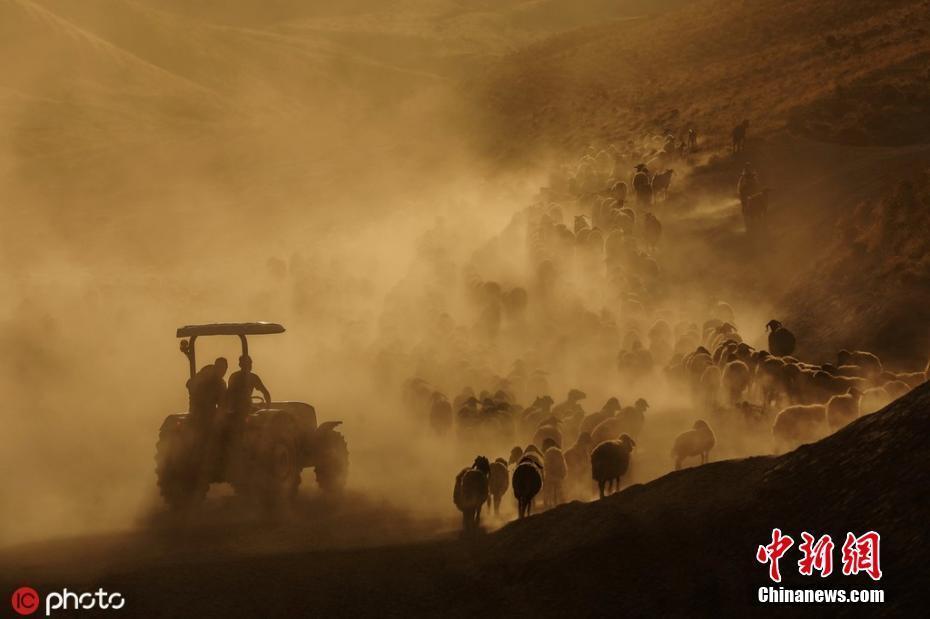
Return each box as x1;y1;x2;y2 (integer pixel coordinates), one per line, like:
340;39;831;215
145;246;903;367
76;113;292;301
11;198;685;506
186;357;228;429
227;354;271;417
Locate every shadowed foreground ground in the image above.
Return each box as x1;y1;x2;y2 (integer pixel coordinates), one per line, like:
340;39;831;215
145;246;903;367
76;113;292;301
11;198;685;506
4;384;928;617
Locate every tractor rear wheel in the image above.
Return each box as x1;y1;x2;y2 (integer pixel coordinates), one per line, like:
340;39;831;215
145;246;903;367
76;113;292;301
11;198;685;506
253;419;301;508
314;431;349;493
155;423;207;509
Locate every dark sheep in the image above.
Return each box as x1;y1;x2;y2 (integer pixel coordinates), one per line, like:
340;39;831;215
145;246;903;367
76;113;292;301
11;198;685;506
487;458;510;515
512;455;544;518
453;456;491;533
590;434;636;498
766;320;796;357
650;169;674;202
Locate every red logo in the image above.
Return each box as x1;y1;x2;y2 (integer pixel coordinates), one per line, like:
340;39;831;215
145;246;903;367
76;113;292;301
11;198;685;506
756;528;794;582
841;531;882;580
11;587;39;616
798;532;835;577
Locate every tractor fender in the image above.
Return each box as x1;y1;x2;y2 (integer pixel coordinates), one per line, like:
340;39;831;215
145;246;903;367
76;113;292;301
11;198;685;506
159;413;190;433
316;421;343;435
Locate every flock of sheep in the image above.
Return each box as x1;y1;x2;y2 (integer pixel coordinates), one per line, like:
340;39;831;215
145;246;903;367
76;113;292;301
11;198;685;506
447;308;927;531
380;132;928;533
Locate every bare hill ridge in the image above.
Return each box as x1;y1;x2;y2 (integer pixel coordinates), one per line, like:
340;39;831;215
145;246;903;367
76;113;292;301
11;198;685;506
475;0;930;159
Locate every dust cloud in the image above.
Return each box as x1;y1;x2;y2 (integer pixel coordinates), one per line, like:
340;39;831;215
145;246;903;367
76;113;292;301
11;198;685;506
0;0;862;549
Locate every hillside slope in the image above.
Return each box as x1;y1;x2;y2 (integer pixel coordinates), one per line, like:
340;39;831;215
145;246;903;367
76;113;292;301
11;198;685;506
785;167;930;366
8;383;927;616
475;0;930;159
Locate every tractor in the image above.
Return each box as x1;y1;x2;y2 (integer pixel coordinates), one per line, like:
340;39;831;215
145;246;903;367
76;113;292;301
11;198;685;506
155;322;348;508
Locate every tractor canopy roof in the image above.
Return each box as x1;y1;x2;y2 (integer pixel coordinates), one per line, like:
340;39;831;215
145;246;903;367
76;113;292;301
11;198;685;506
176;322;285;338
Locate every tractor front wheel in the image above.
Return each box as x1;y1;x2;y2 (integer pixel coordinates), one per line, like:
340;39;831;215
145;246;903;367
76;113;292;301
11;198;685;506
253;419;301;508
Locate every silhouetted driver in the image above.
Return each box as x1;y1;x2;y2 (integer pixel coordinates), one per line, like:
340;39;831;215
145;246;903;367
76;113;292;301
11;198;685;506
226;355;271;416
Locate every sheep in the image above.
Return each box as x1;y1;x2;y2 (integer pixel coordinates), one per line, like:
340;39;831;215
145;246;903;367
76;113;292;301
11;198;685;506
429;392;453;435
508;445;524;465
766;320;796;357
835;364;869;378
837;350;882;379
772;405;827;453
563;432;594;495
512;455;544;518
616;398;649;439
590;435;636;498
894;371;926;389
722;360;751;405
709;323;741;350
574;214;591;235
811;371;869;402
712;340;736;365
756;356;787;412
487;458;509;515
524;443;543;457
533;420;563;450
671;420;716;470
552;389;587;419
883;380;910;400
579;410;612;437
651;169;674;201
686;348;714;385
453;456;491;532
521;395;554;434
615;208;636;235
542;447;567;507
590;416;625;446
643;212;662;251
826;388;862;431
610;180;627;203
700;365;722;410
713;301;736;324
648;318;672;347
859;386;892;415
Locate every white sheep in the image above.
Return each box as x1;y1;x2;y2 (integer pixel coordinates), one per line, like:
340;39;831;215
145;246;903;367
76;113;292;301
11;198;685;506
700;365;721;410
837;350;882;378
542;446;567;507
671;419;716;470
859;386;892;415
772;404;827;453
883;380;910;400
722;359;751;405
826;388;862;431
